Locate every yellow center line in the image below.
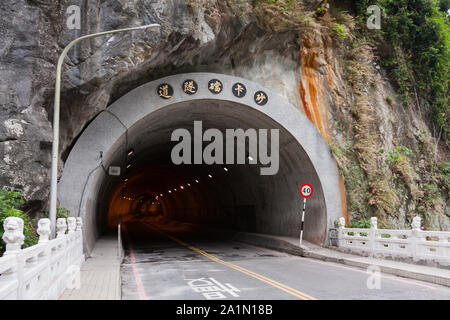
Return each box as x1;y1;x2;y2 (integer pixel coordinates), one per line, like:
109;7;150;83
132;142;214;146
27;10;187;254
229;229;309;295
149;225;317;300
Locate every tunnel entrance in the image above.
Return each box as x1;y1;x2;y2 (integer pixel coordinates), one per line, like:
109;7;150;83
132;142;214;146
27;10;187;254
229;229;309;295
58;73;343;254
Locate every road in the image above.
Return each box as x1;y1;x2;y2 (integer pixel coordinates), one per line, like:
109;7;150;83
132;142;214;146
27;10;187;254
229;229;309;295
120;219;450;300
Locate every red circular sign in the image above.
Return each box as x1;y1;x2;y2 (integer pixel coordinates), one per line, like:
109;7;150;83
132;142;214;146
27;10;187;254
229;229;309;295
299;183;313;198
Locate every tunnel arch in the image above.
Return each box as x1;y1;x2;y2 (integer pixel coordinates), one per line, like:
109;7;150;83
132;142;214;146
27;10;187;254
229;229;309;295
58;72;343;254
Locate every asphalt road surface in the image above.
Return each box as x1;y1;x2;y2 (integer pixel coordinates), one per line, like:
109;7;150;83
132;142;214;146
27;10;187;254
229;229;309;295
120;219;450;300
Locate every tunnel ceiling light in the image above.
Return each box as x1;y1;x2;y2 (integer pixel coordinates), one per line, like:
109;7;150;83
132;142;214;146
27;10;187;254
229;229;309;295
208;174;213;179
248;155;254;161
187;183;191;187
168;190;172;193
127;149;134;156
180;186;184;190
195;179;199;183
223;167;228;172
126;163;132;169
160;194;163;197
174;188;177;191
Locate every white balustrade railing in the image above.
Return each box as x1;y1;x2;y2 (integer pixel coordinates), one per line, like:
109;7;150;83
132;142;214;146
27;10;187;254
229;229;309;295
337;216;450;266
0;216;84;300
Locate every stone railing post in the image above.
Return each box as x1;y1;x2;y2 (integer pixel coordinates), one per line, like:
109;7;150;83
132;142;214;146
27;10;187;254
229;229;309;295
337;217;346;247
2;217;25;255
76;217;83;259
37;218;52;299
37;218;51;244
67;217;76;234
411;216;422;261
369;217;377;257
56;217;69;291
67;217;76;265
2;217;25;299
56;218;67;238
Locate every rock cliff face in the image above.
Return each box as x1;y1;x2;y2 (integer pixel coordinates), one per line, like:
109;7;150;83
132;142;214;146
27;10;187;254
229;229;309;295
0;0;448;229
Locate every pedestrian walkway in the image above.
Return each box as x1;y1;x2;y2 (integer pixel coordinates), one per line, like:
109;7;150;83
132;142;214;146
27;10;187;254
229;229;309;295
60;236;122;300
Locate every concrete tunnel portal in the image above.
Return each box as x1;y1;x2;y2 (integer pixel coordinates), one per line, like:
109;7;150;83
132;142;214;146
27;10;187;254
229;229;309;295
58;73;344;254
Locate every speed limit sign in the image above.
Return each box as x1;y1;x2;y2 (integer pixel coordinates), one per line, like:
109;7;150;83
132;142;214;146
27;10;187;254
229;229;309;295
299;183;313;198
298;183;313;246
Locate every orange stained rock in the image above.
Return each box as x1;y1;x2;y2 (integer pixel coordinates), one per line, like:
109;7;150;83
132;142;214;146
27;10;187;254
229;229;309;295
298;42;330;143
298;40;349;221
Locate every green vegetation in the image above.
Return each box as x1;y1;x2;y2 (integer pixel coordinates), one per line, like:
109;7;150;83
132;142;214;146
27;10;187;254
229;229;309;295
0;189;38;255
380;146;412;165
350;218;372;228
354;0;450;138
438;161;450;186
333;23;348;38
42;206;70;220
252;0;318;34
341;36;402;219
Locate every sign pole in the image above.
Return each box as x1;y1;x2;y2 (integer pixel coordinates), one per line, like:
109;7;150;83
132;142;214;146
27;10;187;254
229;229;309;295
300;198;306;246
299;183;313;247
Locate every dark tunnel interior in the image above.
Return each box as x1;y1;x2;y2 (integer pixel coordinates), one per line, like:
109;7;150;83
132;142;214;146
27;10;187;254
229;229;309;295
95;100;327;244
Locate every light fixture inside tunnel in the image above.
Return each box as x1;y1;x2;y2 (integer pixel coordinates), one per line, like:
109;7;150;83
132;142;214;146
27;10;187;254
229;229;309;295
187;183;191;187
223;167;228;172
195;179;199;183
180;186;184;190
126;163;131;169
127;149;134;157
208;174;213;179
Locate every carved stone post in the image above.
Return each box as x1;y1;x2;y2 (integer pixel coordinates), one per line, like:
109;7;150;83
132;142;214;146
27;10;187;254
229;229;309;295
75;217;84;262
369;217;378;257
67;217;76;234
37;218;51;244
411;216;422;261
2;217;25;255
337;217;346;247
56;218;67;238
36;217;52;297
2;216;26;298
76;217;82;232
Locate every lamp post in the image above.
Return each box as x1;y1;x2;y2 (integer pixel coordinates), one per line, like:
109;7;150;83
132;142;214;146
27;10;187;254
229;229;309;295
49;24;160;237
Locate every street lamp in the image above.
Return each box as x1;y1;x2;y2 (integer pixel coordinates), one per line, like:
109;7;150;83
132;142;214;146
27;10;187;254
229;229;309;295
49;24;160;237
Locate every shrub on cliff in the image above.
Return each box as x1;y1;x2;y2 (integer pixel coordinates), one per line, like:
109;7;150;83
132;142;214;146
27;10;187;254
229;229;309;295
353;0;449;139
